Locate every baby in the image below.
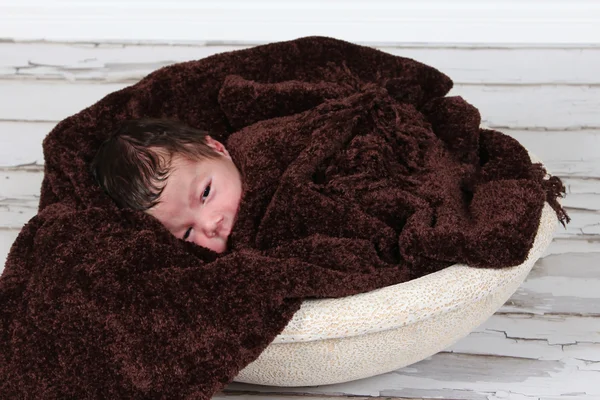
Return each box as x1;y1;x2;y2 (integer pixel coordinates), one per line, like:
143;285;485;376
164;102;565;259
91;118;243;254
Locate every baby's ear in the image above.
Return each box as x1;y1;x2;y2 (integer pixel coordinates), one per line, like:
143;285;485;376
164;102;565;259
206;136;230;157
205;135;219;149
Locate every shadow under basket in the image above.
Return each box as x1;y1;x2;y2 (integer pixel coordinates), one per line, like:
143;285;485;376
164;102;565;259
233;153;558;387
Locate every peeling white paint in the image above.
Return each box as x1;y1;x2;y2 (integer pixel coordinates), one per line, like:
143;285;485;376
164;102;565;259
522;276;598;299
226;351;600;398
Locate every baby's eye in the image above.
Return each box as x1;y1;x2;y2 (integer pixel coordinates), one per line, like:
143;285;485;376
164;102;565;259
202;182;211;202
183;227;192;240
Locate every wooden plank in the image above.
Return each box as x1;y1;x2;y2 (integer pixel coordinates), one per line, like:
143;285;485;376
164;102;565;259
505;130;600;179
559;193;600;211
1;121;600;179
447;85;600;130
1;81;600;131
0;80;126;123
0;167;43;197
567;177;600;195
467;313;600;349
498;252;600;315
0;121;50;166
0;196;39;229
1;42;600;85
546;237;600;256
0;42;247;83
0;229;20;271
225;348;600;399
554;208;600;237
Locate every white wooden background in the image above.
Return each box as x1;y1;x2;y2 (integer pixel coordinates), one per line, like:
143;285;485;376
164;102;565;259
1;37;599;400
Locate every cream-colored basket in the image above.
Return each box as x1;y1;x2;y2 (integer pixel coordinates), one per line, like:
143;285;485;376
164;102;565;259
234;153;558;387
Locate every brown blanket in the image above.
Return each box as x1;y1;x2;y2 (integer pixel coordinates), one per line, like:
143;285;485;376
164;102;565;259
0;36;568;399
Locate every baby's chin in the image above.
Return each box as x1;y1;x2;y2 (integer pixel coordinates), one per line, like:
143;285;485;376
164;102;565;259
208;236;230;254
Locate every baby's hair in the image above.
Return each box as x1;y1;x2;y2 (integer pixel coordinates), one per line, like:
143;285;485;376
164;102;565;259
91;118;223;211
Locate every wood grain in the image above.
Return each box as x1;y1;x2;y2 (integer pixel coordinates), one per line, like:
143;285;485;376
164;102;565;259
224;336;600;399
2;42;599;84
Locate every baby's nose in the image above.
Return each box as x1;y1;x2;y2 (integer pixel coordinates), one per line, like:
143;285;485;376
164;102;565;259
207;215;224;236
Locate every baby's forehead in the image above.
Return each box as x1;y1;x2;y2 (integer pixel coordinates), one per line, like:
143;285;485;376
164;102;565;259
163;156;221;191
169;153;212;167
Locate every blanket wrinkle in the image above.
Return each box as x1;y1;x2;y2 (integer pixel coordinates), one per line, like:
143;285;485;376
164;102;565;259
0;36;568;399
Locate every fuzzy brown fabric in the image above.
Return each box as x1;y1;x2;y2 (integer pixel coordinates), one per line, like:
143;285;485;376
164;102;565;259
0;36;568;399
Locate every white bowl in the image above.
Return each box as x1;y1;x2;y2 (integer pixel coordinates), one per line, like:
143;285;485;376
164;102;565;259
234;153;558;387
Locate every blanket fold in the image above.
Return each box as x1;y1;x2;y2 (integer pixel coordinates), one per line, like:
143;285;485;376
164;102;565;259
1;36;568;399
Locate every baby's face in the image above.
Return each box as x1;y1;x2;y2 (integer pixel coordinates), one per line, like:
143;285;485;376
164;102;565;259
147;137;242;253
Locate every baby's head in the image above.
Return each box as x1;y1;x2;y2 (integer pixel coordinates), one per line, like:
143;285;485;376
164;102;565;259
91;118;243;253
